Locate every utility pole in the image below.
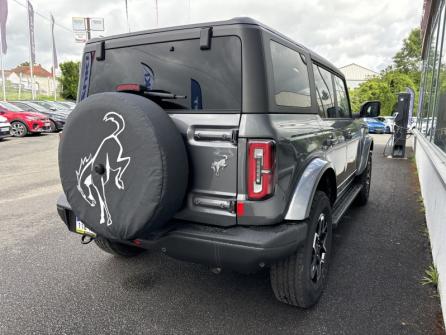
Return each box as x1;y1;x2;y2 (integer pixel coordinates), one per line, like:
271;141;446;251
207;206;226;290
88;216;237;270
155;0;158;26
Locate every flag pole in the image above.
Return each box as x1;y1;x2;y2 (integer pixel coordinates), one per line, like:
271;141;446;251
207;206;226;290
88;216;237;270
155;0;158;26
50;14;57;101
0;25;6;101
125;0;130;32
27;0;35;100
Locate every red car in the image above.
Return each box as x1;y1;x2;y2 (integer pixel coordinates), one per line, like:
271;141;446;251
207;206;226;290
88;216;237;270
0;101;51;137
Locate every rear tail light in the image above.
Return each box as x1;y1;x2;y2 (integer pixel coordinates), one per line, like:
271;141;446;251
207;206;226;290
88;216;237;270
116;83;143;92
247;140;275;200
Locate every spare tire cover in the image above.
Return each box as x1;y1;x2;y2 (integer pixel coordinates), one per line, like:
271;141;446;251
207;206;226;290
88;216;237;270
59;92;188;240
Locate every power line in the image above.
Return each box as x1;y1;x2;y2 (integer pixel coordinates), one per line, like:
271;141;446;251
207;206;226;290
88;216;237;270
11;0;72;33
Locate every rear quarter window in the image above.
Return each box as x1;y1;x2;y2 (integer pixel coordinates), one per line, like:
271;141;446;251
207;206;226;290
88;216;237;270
88;36;242;112
270;40;311;108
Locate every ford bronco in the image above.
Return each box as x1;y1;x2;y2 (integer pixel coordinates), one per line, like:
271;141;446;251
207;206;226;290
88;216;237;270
56;18;379;308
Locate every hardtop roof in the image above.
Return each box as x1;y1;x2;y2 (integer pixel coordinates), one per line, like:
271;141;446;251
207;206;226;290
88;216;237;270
88;17;344;79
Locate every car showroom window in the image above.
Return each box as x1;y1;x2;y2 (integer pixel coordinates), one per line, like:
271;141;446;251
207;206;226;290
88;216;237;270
270;40;311;108
334;75;351;118
313;64;335;117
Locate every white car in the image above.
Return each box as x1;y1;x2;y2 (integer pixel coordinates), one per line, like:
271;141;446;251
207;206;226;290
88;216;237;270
0;115;10;140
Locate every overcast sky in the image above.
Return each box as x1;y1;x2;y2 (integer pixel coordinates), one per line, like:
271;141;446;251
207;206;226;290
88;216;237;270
3;0;423;73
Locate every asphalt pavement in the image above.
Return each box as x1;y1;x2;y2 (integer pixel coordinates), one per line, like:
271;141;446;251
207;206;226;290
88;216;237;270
0;133;443;334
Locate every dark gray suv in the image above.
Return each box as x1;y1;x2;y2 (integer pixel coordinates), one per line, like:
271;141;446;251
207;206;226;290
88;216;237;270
56;18;378;308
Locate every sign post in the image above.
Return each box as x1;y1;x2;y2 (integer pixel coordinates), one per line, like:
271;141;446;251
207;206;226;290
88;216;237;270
72;17;104;43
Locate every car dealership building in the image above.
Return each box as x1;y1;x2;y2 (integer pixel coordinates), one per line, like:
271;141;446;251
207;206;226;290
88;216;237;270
416;0;446;322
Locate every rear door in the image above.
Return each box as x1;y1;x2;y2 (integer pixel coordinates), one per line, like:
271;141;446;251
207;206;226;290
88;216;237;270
313;63;348;187
332;75;360;179
85;35;242;227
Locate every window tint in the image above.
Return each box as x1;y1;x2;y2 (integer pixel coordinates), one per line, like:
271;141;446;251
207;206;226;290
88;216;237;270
270;40;311;108
334;76;351;118
313;64;335;117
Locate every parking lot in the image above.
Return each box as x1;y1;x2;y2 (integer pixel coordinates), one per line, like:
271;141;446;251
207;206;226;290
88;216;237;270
0;133;443;334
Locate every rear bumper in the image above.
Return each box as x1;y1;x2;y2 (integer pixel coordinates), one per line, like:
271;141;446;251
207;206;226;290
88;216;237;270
56;194;308;273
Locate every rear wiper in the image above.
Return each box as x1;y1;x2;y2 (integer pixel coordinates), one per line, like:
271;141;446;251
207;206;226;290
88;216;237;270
116;84;186;99
144;90;186;100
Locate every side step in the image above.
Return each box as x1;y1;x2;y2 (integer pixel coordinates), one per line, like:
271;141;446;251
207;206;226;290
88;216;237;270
332;184;363;227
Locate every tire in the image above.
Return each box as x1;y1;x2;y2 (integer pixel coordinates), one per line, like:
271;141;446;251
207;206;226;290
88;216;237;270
10;121;28;137
59;92;188;241
49;120;57;132
94;236;145;257
270;191;333;308
354;153;372;206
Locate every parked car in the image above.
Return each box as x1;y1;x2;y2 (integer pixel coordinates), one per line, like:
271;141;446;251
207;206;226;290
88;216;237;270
56;18;377;308
375;116;395;133
364;117;386;134
55;101;76;109
0;101;50;137
11;101;68;132
0;115;11;140
32;100;72;114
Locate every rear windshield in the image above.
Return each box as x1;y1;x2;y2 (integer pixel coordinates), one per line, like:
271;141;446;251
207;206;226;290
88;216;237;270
88;36;242;112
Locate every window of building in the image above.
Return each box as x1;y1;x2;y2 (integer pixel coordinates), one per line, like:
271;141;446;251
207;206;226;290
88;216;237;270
313;64;335;117
421;9;441;136
270;40;311;108
433;4;446;152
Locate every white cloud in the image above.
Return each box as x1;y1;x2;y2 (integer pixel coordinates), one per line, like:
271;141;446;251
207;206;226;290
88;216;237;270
2;0;423;72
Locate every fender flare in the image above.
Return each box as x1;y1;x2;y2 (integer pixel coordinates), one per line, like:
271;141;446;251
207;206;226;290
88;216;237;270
284;158;334;221
357;136;373;175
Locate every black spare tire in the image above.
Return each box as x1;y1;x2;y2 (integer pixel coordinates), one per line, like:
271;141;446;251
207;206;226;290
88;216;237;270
59;92;188;240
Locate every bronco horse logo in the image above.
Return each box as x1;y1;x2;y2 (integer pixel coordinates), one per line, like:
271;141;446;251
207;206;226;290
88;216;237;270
76;112;131;226
211;154;229;177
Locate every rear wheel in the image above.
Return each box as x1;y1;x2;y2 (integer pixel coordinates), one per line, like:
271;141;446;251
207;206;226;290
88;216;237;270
94;236;145;257
10;121;28;137
270;191;332;308
49;120;57;132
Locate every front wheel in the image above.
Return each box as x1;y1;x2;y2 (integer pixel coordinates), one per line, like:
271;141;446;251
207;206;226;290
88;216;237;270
10;121;28;137
354;153;372;206
270;191;333;308
94;236;145;257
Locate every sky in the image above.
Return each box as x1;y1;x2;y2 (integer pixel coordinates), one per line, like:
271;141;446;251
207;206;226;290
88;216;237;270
3;0;424;73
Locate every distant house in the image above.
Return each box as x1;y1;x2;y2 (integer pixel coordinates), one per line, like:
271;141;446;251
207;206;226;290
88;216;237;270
339;63;378;89
5;64;58;95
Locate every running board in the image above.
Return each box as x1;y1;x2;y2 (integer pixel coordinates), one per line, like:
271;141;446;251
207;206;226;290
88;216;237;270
332;184;363;227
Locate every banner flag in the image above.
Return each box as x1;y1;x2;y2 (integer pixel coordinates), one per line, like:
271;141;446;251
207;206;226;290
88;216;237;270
51;14;57;69
28;0;35;63
0;0;7;54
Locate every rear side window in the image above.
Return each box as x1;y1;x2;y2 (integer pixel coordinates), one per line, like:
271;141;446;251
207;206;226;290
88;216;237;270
88;36;241;111
334;76;351;118
313;64;335;117
270;40;311;108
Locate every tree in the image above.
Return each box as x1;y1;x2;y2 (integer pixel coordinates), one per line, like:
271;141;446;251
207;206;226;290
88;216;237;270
19;61;30;66
59;61;80;100
349;71;416;115
393;28;422;73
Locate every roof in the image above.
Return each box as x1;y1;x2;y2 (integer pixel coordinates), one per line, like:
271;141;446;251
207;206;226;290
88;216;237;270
339;63;378;81
9;64;52;78
88;17;343;78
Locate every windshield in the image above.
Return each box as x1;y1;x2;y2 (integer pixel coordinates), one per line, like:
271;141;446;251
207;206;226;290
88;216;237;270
0;101;24;111
24;102;48;112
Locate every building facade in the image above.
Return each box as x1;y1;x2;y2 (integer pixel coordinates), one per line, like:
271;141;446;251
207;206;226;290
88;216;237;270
416;0;446;323
4;64;58;95
339;63;378;89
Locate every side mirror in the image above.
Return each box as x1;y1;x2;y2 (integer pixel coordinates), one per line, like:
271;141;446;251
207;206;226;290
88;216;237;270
359;101;381;118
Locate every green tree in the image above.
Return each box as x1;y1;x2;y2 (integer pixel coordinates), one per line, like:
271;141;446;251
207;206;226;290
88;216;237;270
59;61;80;100
393;28;422;73
349;71;416;115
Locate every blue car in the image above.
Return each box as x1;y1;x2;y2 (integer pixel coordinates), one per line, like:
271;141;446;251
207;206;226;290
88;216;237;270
363;117;386;134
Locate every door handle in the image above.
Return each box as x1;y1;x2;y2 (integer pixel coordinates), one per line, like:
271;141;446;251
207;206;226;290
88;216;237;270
344;130;353;140
324;136;336;147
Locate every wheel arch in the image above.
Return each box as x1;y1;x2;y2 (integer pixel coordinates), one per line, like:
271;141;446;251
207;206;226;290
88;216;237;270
284;158;336;221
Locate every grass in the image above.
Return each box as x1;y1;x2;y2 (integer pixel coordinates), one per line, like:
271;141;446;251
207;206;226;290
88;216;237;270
421;264;439;288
